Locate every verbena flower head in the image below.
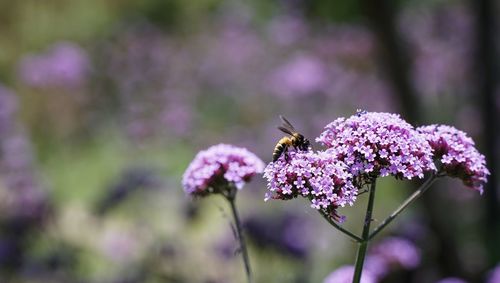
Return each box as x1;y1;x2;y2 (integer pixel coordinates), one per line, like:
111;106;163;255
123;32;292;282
316;111;436;180
263;150;356;221
323;265;377;283
369;237;421;270
418;125;489;193
182;144;265;197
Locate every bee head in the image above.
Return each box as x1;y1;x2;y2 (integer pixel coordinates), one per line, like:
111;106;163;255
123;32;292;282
292;133;310;150
301;138;310;150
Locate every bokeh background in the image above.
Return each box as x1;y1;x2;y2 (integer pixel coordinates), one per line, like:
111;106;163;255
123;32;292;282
0;0;499;282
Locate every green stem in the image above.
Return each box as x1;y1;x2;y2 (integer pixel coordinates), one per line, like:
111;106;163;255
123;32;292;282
352;180;377;283
319;210;362;243
368;174;438;240
227;193;253;283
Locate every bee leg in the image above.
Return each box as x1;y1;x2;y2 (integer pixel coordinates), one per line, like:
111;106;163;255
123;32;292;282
284;146;290;162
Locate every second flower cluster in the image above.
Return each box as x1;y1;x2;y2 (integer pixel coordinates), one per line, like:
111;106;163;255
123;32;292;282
263;111;489;221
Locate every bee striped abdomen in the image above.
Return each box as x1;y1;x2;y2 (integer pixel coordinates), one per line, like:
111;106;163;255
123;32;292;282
273;137;292;162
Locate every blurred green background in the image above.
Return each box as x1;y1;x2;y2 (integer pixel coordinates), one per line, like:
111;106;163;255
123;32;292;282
0;0;498;282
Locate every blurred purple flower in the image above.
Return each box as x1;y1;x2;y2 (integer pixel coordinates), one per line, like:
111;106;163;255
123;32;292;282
325;67;395;112
369;237;421;270
267;15;308;46
99;227;140;264
18;42;90;89
243;212;313;259
216;25;263;70
323;265;377;283
437;278;469;283
0;85;49;271
315;26;375;60
400;6;474;98
182;144;264;196
160;99;194;137
2;135;35;178
268;54;328;97
199;23;264;88
1;134;47;222
102;23;198;142
363;255;390;280
263;150;356;221
397;219;431;243
418;125;489;193
0;85;47;221
317;111;436;180
106;24;170;93
455;106;482;137
487;264;500;283
282;214;312;257
214;233;239;261
96;167;161;215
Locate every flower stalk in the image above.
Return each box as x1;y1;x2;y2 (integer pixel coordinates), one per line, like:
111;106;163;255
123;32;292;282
352;180;377;283
225;186;253;283
182;144;263;283
319;210;362;242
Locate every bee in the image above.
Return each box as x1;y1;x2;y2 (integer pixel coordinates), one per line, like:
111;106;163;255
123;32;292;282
273;115;310;162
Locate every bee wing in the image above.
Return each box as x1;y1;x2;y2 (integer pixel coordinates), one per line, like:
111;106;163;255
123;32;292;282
278;126;294;135
279;115;296;131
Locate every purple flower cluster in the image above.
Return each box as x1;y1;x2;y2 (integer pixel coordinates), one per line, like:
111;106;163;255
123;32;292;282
323;265;377;283
182;144;265;196
267;54;328;97
367;237;421;275
487;264;500;283
400;6;473;99
418;125;489;193
242;212;313;259
317;111;436;180
263;150;356;220
327;237;421;282
18;42;90;89
0;85;48;221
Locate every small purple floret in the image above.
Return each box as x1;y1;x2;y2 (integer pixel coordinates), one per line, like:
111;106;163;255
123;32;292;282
182;144;264;196
418;125;489;193
317;111;436;181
